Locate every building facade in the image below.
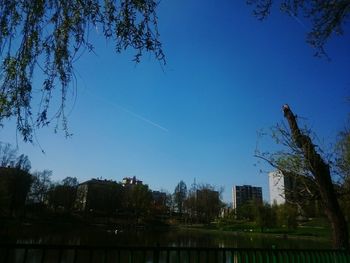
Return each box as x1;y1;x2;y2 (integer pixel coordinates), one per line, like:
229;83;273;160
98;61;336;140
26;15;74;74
269;170;286;205
122;176;143;187
269;170;299;205
74;179;123;213
232;185;262;210
269;170;320;218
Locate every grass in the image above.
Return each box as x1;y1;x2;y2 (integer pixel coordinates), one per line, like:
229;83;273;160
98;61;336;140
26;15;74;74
199;217;333;240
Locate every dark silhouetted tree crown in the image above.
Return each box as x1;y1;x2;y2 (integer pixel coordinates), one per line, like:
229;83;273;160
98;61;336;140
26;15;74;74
247;0;350;57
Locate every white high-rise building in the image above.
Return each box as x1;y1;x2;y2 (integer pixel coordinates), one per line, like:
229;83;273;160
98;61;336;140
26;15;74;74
269;170;286;205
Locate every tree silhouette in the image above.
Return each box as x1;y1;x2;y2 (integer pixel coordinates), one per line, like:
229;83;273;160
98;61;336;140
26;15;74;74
335;129;350;221
247;0;350;57
28;170;52;204
256;105;349;249
0;167;32;217
0;143;31;171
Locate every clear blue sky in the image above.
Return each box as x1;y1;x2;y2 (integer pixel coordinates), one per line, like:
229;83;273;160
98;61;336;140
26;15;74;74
2;1;350;203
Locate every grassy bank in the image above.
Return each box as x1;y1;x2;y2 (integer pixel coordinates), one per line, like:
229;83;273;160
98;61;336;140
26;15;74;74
179;217;332;241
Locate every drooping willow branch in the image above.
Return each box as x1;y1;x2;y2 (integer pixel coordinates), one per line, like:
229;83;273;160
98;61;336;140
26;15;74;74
0;0;165;142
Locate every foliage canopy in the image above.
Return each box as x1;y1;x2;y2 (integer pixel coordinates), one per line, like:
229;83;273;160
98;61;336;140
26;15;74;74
0;0;164;141
255;105;349;249
247;0;350;57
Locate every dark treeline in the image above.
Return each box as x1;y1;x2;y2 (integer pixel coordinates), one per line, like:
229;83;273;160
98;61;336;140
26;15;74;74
0;143;224;227
1;141;345;237
221;200;323;234
172;180;224;224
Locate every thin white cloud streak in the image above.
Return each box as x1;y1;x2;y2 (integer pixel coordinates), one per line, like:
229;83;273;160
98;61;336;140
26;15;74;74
291;14;308;30
115;104;169;132
285;10;308;31
84;89;169;132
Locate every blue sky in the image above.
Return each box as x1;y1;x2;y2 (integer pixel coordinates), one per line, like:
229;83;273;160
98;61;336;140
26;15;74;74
2;1;350;203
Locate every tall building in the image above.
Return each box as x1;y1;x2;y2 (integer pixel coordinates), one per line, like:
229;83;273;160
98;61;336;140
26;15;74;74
269;170;298;205
232;185;262;209
269;170;319;216
269;170;286;205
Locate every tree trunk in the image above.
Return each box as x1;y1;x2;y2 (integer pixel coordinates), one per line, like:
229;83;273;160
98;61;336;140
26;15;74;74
282;104;349;249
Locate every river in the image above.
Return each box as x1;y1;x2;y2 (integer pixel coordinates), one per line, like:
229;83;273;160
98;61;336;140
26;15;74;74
1;223;330;249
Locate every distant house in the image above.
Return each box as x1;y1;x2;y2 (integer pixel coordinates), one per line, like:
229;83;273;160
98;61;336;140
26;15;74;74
0;167;32;217
74;179;123;214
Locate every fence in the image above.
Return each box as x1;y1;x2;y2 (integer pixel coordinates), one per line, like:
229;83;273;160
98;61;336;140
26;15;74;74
0;243;349;263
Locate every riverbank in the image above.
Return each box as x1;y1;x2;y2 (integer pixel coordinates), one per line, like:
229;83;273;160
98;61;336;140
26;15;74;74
1;215;332;242
179;224;330;242
177;217;332;242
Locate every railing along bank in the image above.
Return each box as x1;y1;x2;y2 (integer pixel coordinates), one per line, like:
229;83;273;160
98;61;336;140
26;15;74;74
0;243;349;263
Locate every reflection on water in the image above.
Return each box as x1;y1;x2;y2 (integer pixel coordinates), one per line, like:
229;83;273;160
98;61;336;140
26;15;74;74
0;224;333;263
1;223;330;249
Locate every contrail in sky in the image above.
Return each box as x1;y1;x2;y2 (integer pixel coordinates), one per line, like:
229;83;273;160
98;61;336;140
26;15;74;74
286;10;308;31
115;104;169;132
84;89;169;132
291;14;308;30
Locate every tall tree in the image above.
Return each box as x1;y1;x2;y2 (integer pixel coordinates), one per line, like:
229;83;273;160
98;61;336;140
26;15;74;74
0;167;32;217
184;183;223;224
247;0;350;57
62;176;79;187
125;184;152;221
28;170;52;204
236;200;258;221
195;184;223;224
276;203;298;230
255;202;278;232
334;128;350;222
0;143;31;171
256;105;349;248
47;177;79;212
0;0;164;141
282;105;348;249
0;142;17;167
336;128;350;179
15;154;31;172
